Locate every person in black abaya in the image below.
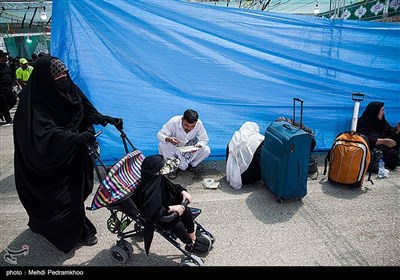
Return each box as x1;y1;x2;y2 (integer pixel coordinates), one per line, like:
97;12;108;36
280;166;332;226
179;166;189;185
13;55;123;253
357;101;400;170
132;155;210;255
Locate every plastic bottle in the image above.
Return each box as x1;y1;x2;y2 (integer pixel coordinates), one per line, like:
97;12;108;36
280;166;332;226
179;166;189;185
378;159;385;179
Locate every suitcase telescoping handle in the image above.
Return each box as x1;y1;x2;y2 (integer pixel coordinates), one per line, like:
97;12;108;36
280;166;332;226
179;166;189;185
293;98;304;128
351;92;365;132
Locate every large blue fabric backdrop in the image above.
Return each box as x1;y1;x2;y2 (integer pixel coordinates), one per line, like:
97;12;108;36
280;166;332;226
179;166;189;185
51;0;400;165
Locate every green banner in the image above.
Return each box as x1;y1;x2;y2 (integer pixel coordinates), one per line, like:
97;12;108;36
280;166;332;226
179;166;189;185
3;34;50;59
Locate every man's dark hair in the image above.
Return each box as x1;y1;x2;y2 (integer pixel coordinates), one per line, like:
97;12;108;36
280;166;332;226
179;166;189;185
183;109;198;124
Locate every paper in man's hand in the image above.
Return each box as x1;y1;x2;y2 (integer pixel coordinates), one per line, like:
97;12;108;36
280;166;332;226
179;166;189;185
176;145;200;153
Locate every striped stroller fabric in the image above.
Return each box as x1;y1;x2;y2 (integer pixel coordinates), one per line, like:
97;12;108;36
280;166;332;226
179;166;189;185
90;150;145;210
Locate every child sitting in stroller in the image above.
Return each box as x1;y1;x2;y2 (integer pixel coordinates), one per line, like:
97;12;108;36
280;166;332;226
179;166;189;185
132;154;211;255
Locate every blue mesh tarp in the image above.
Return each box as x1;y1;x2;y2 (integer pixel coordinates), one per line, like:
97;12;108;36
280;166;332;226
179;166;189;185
51;0;400;164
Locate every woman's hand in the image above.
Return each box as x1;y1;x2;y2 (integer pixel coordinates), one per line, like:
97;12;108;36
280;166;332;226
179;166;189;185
181;190;192;204
168;204;185;216
378;138;396;148
103;115;123;129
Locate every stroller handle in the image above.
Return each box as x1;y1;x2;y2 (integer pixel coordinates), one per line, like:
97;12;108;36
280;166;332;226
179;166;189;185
159;199;190;223
89;126;137;183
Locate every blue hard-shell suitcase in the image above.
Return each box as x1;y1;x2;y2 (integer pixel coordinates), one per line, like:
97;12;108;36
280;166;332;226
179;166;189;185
261;98;312;202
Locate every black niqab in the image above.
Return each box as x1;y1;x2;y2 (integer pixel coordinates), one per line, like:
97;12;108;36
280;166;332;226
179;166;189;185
133;155;185;255
134;155;172;223
13;55;101;253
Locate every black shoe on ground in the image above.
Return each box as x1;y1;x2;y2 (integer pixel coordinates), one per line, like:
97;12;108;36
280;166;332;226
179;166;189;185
79;234;98;246
1;119;13;127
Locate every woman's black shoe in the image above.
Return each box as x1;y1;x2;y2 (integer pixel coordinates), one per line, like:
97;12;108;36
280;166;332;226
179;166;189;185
79;235;98;246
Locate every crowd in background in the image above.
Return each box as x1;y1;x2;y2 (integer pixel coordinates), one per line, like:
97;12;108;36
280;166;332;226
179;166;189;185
0;51;48;126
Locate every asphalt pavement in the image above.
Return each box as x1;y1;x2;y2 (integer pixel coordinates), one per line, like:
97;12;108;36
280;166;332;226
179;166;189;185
1;104;399;274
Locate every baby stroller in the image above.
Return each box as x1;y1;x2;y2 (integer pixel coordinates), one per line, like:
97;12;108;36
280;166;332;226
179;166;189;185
87;128;216;266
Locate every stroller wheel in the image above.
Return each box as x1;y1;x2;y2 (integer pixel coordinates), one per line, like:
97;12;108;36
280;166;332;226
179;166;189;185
110;245;129;264
117;239;133;257
180;255;204;267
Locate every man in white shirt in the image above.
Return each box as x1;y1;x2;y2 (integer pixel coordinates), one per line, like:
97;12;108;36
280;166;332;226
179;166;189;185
157;109;210;179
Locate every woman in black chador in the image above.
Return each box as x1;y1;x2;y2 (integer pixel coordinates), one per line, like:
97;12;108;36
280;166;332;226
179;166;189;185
13;55;122;253
357;101;400;170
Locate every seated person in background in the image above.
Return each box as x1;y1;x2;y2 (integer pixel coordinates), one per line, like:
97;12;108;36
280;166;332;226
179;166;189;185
132;155;210;255
0;50;16;126
157;109;210;179
357;101;400;170
226;122;264;190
